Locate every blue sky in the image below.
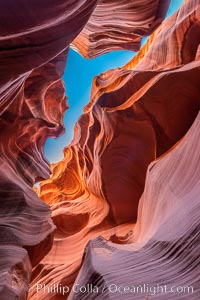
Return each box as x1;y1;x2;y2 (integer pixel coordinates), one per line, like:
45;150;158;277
44;0;184;163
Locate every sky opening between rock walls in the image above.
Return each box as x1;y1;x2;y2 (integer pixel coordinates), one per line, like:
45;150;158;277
44;0;184;163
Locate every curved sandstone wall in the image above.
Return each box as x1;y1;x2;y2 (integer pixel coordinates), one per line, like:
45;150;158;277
0;0;199;299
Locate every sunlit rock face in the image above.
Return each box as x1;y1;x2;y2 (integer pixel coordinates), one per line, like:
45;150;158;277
69;112;200;300
28;1;200;299
0;1;99;299
72;0;171;58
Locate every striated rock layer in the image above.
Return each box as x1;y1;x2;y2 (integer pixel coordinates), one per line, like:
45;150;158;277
28;1;200;299
0;0;200;299
69;111;200;300
72;0;171;58
0;0;175;299
0;1;101;299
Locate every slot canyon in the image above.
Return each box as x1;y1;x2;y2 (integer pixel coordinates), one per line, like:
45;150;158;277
0;0;200;299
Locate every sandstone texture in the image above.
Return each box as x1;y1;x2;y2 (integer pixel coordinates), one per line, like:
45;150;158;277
0;0;199;300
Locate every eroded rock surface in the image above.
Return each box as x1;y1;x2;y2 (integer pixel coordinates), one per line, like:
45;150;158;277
69;112;200;300
0;0;199;300
72;0;171;58
0;1;99;299
29;1;200;299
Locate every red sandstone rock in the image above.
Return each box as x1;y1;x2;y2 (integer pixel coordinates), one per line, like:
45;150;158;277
69;112;200;300
0;1;99;299
28;1;200;299
0;0;199;299
72;0;171;58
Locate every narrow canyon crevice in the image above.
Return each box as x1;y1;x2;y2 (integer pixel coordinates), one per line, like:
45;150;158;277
0;1;199;300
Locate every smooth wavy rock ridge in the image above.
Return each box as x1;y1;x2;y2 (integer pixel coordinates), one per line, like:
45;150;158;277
0;0;199;300
69;111;200;300
28;1;200;299
0;1;100;299
72;0;171;58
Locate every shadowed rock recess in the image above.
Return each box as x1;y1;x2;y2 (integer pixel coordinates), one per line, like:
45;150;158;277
0;0;199;300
